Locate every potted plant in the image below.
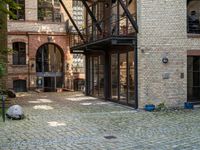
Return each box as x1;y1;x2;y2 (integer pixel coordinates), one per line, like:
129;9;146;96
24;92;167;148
144;100;155;112
184;102;194;109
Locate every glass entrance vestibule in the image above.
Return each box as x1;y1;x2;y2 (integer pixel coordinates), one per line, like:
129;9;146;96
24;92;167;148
86;49;136;107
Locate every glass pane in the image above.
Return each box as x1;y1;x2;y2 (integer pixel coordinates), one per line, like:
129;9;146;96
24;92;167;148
187;0;200;34
55;47;62;72
89;57;93;95
128;51;135;105
93;57;99;96
13;80;27;92
193;72;200;86
43;45;49;72
111;53;118;100
44;77;55;91
99;55;104;98
37;77;43;88
56;77;63;88
193;57;200;71
119;53;127;103
187;56;200;101
48;44;55;72
193;87;200;100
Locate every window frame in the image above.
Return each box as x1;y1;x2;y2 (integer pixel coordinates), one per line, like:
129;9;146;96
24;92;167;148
38;0;61;22
12;42;26;65
187;0;200;34
10;0;25;20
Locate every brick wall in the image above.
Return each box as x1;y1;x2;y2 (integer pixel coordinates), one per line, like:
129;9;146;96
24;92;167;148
6;0;74;90
137;0;200;108
7;33;72;90
8;21;67;33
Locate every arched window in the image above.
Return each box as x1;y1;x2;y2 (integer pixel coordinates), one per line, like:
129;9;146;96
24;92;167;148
187;0;200;34
36;43;63;72
10;0;25;20
38;0;61;22
13;42;26;65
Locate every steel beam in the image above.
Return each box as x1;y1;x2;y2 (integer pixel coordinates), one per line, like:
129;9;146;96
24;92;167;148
81;0;102;34
59;0;85;43
118;0;138;33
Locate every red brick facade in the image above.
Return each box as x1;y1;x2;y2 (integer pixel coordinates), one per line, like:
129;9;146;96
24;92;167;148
7;32;73;91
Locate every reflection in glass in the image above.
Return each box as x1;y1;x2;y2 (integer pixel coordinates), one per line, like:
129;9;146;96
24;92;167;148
89;57;93;95
128;51;135;104
111;54;118;100
187;56;200;101
88;55;105;97
36;44;63;73
99;56;104;97
93;57;99;96
119;53;127;103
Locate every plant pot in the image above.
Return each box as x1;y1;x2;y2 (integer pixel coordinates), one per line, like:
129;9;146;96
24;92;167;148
144;104;155;112
184;102;194;109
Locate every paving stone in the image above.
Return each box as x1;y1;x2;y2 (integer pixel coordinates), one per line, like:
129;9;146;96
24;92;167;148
0;92;200;149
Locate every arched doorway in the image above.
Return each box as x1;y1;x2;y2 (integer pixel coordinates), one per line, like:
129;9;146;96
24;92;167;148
36;43;64;91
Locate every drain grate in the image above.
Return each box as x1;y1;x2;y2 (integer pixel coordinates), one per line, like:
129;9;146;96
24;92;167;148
104;135;117;139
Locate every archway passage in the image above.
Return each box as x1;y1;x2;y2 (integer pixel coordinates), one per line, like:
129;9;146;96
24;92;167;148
36;43;64;92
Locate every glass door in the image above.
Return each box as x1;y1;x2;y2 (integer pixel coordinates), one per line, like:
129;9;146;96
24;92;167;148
187;56;200;102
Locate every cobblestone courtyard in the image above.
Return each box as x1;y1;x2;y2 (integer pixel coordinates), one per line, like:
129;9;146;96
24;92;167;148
0;92;200;150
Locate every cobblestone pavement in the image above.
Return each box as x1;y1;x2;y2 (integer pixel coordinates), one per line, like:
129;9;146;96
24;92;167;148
1;92;200;150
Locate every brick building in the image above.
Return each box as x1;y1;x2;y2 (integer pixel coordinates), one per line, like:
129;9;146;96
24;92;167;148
65;0;200;108
6;0;85;92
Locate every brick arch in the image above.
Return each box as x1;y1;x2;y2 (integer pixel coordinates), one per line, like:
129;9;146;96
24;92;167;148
11;39;27;43
35;42;65;73
36;42;65;58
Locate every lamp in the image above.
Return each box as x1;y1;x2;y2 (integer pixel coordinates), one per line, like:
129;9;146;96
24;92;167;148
47;36;53;42
162;57;168;64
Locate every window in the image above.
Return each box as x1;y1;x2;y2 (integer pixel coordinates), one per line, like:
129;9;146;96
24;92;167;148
13;42;26;65
38;0;61;22
36;43;63;72
187;0;200;34
10;0;25;20
13;80;27;92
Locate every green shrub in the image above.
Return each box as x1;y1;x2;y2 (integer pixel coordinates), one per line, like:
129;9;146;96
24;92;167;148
156;103;167;111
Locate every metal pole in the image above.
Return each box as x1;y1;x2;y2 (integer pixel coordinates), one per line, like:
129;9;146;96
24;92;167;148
2;95;5;122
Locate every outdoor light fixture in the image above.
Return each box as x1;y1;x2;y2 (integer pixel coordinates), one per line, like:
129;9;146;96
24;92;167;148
162;57;168;64
47;36;53;42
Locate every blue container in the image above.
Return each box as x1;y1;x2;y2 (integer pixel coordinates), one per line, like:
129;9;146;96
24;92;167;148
184;102;194;109
144;104;155;111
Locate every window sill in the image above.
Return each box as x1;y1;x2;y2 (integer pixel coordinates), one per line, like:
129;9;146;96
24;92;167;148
187;33;200;38
11;64;28;67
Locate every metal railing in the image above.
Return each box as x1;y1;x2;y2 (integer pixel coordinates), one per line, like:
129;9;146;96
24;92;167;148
70;13;136;48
